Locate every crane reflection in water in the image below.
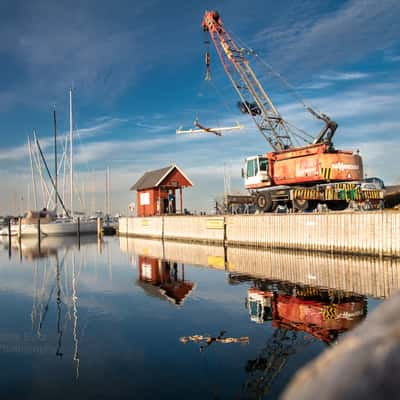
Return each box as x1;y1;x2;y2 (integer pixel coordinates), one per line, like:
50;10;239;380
228;273;367;398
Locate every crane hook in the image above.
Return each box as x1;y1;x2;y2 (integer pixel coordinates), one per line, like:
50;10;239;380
205;50;211;81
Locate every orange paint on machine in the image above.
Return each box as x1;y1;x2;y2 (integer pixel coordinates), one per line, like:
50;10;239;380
259;144;364;187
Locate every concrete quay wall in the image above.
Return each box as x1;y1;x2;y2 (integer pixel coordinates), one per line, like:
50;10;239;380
163;216;224;243
119;211;400;257
119;216;163;239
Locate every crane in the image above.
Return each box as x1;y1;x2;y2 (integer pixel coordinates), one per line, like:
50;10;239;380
200;10;383;212
202;10;337;152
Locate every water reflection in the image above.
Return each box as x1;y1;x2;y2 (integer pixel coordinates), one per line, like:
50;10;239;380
2;235;97;261
0;236;394;399
125;239;370;399
122;236;400;299
244;327;310;398
229;275;367;398
9;236;99;381
137;255;195;305
230;275;366;343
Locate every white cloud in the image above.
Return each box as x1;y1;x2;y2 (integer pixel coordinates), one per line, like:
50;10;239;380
252;0;400;74
0;143;28;161
340;121;400;139
298;82;333;90
74;136;175;164
279;82;400;127
75;118;127;138
319;72;370;81
0;2;164;110
298;71;370;91
0;117;124;161
350;139;400;184
386;55;400;62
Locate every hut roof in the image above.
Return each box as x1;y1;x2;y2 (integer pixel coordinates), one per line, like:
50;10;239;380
129;164;193;191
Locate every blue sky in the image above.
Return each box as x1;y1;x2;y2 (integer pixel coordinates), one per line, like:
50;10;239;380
0;0;399;214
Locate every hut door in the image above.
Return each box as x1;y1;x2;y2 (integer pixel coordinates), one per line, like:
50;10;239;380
162;199;169;214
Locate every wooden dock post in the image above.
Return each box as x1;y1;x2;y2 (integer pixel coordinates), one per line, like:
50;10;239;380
18;217;22;241
77;217;81;250
8;219;11;259
98;236;102;255
37;218;41;253
97;217;102;239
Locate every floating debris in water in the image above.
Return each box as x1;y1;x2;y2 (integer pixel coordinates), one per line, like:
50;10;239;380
180;331;249;352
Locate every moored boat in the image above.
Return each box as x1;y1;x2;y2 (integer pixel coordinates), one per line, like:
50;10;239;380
0;210;97;237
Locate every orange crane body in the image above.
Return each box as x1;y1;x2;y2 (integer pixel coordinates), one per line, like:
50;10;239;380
247;144;363;189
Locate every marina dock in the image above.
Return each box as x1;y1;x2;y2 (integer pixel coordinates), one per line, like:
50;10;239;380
119;211;400;258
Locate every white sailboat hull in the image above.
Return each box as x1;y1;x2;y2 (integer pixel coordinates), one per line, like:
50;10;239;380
0;220;97;237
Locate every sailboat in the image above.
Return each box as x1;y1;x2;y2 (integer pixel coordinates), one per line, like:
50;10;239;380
1;89;97;237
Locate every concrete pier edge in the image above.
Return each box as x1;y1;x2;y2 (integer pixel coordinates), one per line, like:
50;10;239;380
119;211;400;258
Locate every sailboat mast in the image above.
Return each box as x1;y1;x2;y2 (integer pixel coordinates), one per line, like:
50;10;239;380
106;166;110;216
69;89;74;217
53;108;58;213
28;136;38;210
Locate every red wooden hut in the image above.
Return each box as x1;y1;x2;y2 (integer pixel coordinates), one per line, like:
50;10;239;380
130;164;193;217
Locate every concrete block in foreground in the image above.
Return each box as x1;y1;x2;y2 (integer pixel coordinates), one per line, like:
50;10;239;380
282;291;400;400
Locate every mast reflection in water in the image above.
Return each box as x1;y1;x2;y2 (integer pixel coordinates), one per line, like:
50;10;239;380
18;236;93;381
0;236;395;399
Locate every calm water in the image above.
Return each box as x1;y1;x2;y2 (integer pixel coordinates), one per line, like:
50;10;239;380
0;235;387;399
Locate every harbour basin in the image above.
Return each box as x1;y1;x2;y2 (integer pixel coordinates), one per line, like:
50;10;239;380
0;235;395;399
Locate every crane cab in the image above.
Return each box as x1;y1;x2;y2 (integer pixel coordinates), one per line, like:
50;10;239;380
243;155;271;189
246;289;273;323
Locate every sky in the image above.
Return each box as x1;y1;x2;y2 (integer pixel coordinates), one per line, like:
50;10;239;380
0;0;399;215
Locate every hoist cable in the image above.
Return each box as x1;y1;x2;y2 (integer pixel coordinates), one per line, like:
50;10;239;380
200;40;242;132
224;23;324;121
